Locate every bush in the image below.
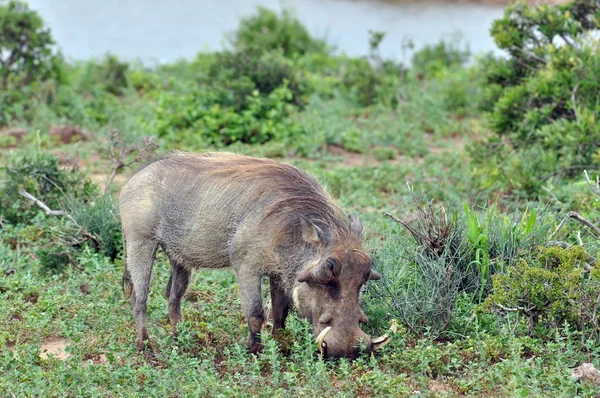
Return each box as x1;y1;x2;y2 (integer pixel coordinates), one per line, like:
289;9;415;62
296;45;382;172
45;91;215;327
471;1;600;197
230;6;328;57
78;54;129;96
483;245;600;344
207;49;307;110
153;83;303;148
411;38;470;78
373;200;465;339
0;151;97;225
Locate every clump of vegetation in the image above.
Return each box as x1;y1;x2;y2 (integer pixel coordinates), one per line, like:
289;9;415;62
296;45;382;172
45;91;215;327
373;192;554;338
207;49;307;110
411;37;470;78
472;0;600;197
0;0;64;125
0;150;96;225
483;245;600;344
230;6;329;57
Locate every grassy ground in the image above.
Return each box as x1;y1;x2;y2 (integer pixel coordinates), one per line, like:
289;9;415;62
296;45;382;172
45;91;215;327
2;3;600;397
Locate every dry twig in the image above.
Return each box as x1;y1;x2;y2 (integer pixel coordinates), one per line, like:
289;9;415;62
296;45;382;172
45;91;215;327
104;129;157;195
549;211;600;240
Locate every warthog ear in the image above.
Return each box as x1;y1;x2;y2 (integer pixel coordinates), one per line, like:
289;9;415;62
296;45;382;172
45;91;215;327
300;216;322;244
348;213;364;236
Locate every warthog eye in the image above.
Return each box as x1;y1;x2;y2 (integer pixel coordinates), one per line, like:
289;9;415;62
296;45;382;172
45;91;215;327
325;258;340;278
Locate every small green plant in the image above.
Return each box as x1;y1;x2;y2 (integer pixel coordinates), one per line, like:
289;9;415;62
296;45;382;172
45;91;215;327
371;147;397;161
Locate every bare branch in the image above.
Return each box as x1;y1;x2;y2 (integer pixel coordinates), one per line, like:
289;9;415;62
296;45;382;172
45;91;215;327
18;189;76;224
584;170;600;197
494;303;535;314
550;211;600;239
103;129;157;195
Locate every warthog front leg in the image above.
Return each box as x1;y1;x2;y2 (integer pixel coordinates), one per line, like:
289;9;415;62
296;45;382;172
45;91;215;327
165;258;192;334
269;277;290;332
237;269;264;354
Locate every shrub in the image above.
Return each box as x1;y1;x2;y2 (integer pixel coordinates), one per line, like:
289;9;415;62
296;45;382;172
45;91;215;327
411;38;470;78
230;6;328;57
0;151;97;225
373;200;465;339
153;83;303;148
483;245;600;344
471;1;600;197
207;49;307;110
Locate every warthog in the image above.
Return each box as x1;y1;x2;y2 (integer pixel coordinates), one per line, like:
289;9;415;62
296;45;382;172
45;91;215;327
119;151;389;358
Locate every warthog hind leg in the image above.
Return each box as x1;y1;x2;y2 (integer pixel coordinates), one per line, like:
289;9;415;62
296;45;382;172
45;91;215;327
165;258;192;334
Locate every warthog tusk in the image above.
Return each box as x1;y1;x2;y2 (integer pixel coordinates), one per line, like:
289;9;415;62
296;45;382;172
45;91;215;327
315;326;332;355
372;334;391;350
372;319;399;351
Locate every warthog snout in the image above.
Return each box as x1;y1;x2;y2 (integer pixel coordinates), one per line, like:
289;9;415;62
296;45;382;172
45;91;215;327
315;325;391;359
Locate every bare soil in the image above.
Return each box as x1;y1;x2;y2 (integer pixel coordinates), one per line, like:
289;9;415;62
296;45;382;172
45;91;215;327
39;338;71;360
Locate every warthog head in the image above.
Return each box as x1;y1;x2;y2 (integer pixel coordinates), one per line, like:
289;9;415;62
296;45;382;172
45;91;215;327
292;215;388;359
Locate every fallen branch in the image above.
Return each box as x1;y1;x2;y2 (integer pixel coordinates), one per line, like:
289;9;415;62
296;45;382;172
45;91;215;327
55;251;84;271
549;211;600;240
19;189;102;252
494;303;535;315
18;189;76;224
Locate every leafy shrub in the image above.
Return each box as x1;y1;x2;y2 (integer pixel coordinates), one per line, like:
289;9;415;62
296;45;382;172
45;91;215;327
207;49;307;110
0;0;63;90
483;245;600;344
339;33;405;107
153;83;303;148
0;151;97;225
230;6;328;57
68;54;130;98
0;0;64;125
411;38;470;78
471;1;600;197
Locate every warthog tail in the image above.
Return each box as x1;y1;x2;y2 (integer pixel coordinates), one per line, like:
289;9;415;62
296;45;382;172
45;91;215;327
121;230;133;299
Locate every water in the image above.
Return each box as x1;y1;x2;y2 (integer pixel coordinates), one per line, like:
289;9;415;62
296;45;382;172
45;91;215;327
25;0;506;64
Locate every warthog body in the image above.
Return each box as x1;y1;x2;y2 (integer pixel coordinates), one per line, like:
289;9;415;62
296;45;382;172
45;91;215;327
119;151;386;358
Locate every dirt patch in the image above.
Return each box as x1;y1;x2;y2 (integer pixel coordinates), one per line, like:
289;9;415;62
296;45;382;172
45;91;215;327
39;338;71;360
429;380;453;393
425;133;467;156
